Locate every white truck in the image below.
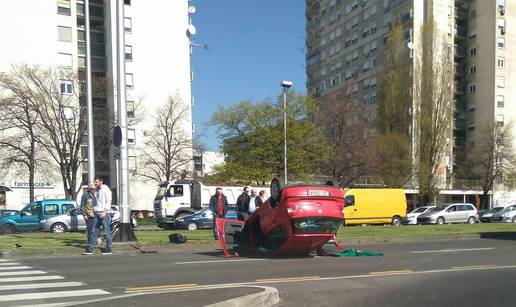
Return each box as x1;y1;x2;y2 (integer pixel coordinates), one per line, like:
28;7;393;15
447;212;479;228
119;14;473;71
154;180;265;229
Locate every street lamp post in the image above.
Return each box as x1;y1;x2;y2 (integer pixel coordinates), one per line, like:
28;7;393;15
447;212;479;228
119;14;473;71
280;81;293;185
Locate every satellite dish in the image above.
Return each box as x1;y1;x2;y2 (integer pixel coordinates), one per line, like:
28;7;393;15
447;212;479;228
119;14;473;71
407;42;414;49
186;24;197;36
188;5;196;14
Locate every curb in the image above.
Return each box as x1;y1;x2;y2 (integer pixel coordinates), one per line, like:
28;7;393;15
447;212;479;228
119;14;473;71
205;286;280;307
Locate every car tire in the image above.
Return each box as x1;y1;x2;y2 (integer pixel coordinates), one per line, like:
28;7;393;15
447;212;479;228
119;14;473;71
391;216;402;226
50;223;67;234
437;217;445;225
1;224;15;234
270;177;285;208
512;216;516;223
467;216;475;224
187;222;198;231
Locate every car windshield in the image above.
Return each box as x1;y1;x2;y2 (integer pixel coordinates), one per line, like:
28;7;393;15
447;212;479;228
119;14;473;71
501;205;516;212
291;217;342;234
429;205;448;212
155;184;168;200
412;207;428;213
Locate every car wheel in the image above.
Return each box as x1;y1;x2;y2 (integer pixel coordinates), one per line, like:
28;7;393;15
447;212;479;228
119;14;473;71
1;224;15;234
51;223;67;234
437;217;445;225
187;222;198;231
512;216;516;223
391;216;402;226
467;217;475;224
270;177;285;208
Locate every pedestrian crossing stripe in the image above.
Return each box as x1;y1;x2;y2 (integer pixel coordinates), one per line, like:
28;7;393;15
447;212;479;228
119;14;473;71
0;281;84;291
0;270;46;276
0;275;65;283
0;289;110;302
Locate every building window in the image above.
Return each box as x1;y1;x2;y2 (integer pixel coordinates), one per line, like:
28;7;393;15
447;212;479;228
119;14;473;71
125;73;133;88
127;100;135;117
497;95;505;107
497;76;505;87
497;57;505;68
129;156;137;171
124;17;132;33
468;84;476;94
60;80;73;95
57;1;71;15
498;37;505;49
496;114;504;126
127;128;135;144
470;65;476;75
58;53;73;67
469;47;477;56
58;26;72;42
124;0;131;5
125;45;133;61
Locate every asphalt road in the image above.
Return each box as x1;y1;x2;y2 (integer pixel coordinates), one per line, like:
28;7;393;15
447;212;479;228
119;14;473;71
2;234;516;306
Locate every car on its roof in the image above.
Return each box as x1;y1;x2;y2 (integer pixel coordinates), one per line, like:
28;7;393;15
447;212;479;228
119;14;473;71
217;178;345;257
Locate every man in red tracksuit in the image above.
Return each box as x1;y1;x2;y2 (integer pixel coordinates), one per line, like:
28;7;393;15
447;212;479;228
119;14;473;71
209;187;229;240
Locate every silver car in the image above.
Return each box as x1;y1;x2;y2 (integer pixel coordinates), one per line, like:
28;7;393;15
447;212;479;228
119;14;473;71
39;206;137;233
417;203;478;225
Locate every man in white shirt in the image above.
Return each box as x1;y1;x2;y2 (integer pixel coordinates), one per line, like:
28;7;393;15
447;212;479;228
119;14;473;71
247;189;263;215
83;176;113;255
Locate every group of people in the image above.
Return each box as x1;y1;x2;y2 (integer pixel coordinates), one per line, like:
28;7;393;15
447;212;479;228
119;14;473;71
208;186;267;240
79;176;113;255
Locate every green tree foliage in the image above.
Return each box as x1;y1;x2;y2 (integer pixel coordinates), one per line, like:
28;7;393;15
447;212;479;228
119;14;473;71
209;93;330;183
375;23;412;187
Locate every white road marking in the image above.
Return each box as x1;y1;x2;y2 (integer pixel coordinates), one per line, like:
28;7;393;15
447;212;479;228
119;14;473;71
0;281;84;291
0;262;20;266
0;289;110;302
410;247;494;254
175;258;268;265
0;275;65;283
0;270;46;276
0;266;31;271
0;259;9;262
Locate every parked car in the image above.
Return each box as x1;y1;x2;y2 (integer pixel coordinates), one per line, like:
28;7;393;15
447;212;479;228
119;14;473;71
417;203;478;225
0;209;19;218
39;206;138;233
479;207;506;223
173;207;238;231
491;205;516;223
405;206;435;225
0;199;76;234
342;189;407;226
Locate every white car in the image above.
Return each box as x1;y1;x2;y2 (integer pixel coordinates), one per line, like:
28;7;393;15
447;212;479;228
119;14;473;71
406;206;435;225
491;205;516;223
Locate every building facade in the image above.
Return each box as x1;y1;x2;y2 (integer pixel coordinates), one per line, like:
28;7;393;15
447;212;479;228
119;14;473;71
0;0;194;210
306;0;514;195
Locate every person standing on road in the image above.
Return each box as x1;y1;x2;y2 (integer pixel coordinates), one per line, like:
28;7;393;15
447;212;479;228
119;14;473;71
83;176;113;255
80;183;96;242
245;188;263;217
259;190;267;203
236;186;250;221
209;187;229;240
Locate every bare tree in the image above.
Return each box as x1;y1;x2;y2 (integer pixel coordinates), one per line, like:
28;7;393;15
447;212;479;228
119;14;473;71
413;21;454;203
460;124;515;209
0;64;86;200
139;95;193;183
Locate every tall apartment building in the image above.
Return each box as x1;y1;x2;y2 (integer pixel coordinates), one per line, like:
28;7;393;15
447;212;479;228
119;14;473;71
0;0;194;210
306;0;515;193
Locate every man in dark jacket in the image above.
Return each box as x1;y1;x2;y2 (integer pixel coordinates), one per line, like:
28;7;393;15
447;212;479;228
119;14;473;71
236;186;250;221
209;187;229;240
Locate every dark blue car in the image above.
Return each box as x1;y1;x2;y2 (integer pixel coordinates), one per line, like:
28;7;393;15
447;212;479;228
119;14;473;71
173;207;238;231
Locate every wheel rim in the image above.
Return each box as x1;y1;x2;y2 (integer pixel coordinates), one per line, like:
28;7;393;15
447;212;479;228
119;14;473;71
437;218;444;224
188;222;197;231
2;225;14;234
468;217;475;224
52;224;65;233
392;218;400;226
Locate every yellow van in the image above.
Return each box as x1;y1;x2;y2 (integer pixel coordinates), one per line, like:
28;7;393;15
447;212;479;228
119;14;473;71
343;189;407;226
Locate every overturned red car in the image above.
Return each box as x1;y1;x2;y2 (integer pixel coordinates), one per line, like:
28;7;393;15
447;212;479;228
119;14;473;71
217;178;345;257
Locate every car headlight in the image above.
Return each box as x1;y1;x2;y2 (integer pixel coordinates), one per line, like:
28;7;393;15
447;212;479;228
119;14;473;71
503;213;510;218
177;218;184;222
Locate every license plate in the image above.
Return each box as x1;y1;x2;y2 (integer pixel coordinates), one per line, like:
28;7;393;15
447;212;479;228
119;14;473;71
307;190;330;196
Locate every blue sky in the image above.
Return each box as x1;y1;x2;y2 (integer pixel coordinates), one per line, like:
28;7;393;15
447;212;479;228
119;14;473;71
191;0;307;151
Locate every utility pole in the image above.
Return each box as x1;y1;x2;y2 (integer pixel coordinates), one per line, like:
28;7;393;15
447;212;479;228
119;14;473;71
85;0;95;185
280;80;293;185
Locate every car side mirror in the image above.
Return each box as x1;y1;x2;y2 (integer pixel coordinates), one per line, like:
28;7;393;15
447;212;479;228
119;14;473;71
344;198;355;208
